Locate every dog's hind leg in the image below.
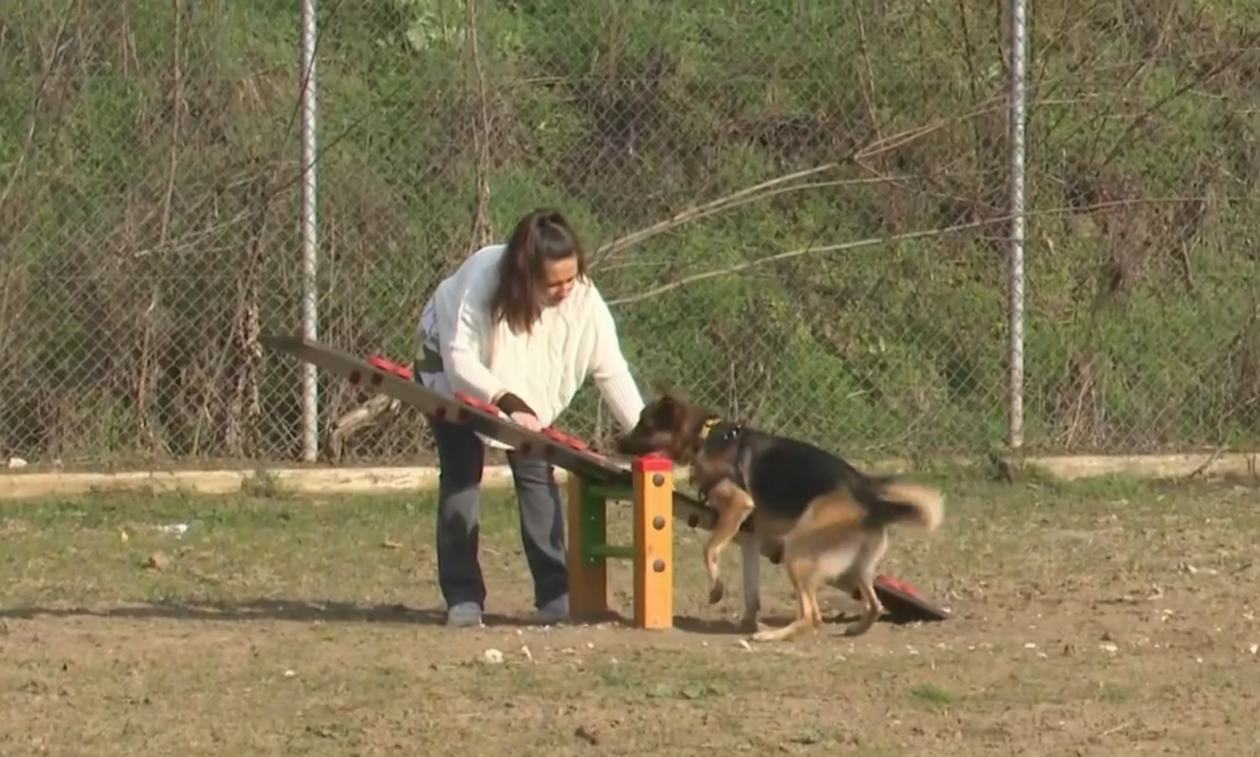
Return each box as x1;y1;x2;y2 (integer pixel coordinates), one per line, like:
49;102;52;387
738;534;762;632
846;574;884;637
751;552;822;643
844;531;889;637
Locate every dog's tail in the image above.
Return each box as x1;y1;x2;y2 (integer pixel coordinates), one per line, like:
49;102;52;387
864;481;944;534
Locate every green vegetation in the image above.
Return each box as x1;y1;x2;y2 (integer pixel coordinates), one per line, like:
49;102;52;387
2;0;1259;465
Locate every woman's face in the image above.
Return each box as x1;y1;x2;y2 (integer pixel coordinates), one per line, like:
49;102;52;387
543;256;579;305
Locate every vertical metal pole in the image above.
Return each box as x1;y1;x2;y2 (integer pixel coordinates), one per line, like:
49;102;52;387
300;0;319;462
1006;0;1028;450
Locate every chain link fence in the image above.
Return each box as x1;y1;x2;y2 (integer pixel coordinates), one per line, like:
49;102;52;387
2;0;1259;469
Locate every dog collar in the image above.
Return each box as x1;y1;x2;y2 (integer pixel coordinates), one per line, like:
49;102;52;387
698;416;720;440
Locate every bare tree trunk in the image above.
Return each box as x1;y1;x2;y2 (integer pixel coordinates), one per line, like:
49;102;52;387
465;0;493;248
321;0;498;461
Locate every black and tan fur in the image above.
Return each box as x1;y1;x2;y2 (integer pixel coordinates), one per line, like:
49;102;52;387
614;387;944;642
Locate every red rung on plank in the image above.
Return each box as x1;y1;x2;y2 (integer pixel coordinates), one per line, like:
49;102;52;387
367;354;413;380
542;427;607;461
454;392;502;417
541;427;589;451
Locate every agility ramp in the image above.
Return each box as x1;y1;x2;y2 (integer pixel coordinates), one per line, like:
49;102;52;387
262;335;949;628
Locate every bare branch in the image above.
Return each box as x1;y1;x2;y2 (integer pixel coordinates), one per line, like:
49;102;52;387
607;217;1003;307
608;195;1212;307
590;97;1007;267
0;0;76;215
590;163;839;266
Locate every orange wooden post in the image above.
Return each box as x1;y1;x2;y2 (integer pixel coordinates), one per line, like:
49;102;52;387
632;455;674;630
567;474;609;619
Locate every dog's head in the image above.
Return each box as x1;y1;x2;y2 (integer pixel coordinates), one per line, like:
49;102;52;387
614;382;716;463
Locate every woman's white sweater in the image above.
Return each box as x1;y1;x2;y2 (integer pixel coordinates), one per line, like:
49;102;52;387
417;243;645;433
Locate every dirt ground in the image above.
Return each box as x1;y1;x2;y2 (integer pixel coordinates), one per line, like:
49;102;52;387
1;473;1258;756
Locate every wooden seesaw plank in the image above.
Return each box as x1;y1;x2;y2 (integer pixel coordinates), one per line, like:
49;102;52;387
260;334;951;624
261;335;769;555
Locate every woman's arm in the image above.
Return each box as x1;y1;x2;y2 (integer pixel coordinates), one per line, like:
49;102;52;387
589;294;646;433
440;284;503;403
440;280;538;418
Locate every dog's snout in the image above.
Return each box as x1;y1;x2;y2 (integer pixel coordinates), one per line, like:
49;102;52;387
613;426;669;456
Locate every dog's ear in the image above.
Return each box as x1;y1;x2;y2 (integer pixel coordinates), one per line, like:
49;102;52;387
651;379;689;404
668;398;692;432
737;402;762;428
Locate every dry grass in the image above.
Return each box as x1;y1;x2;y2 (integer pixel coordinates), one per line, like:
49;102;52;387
2;474;1259;755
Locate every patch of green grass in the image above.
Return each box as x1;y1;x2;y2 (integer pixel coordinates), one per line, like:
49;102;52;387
1;474;1256;612
0;488;512;610
2;476;1260;755
1095;682;1136;704
909;682;959;708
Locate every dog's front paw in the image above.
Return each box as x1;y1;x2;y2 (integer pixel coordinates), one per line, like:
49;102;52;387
708;580;725;605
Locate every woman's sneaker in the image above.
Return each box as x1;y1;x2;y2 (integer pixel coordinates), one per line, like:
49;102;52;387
534;595;569;625
445;602;484;628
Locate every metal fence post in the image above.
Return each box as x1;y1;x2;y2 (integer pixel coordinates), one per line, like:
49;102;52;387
300;0;320;462
1007;0;1029;451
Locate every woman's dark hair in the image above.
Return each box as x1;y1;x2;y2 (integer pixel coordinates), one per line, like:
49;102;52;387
489;208;589;335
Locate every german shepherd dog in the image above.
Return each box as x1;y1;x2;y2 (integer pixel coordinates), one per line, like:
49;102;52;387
614;388;944;642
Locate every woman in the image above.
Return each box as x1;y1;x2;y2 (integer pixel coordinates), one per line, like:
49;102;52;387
414;208;645;628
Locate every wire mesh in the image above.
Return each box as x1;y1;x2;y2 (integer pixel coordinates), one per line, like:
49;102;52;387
2;0;1258;469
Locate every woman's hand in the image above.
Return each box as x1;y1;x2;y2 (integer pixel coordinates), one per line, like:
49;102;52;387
510;411;543;432
494;391;542;432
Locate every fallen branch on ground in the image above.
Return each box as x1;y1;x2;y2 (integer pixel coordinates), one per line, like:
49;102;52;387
325;393;401;463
